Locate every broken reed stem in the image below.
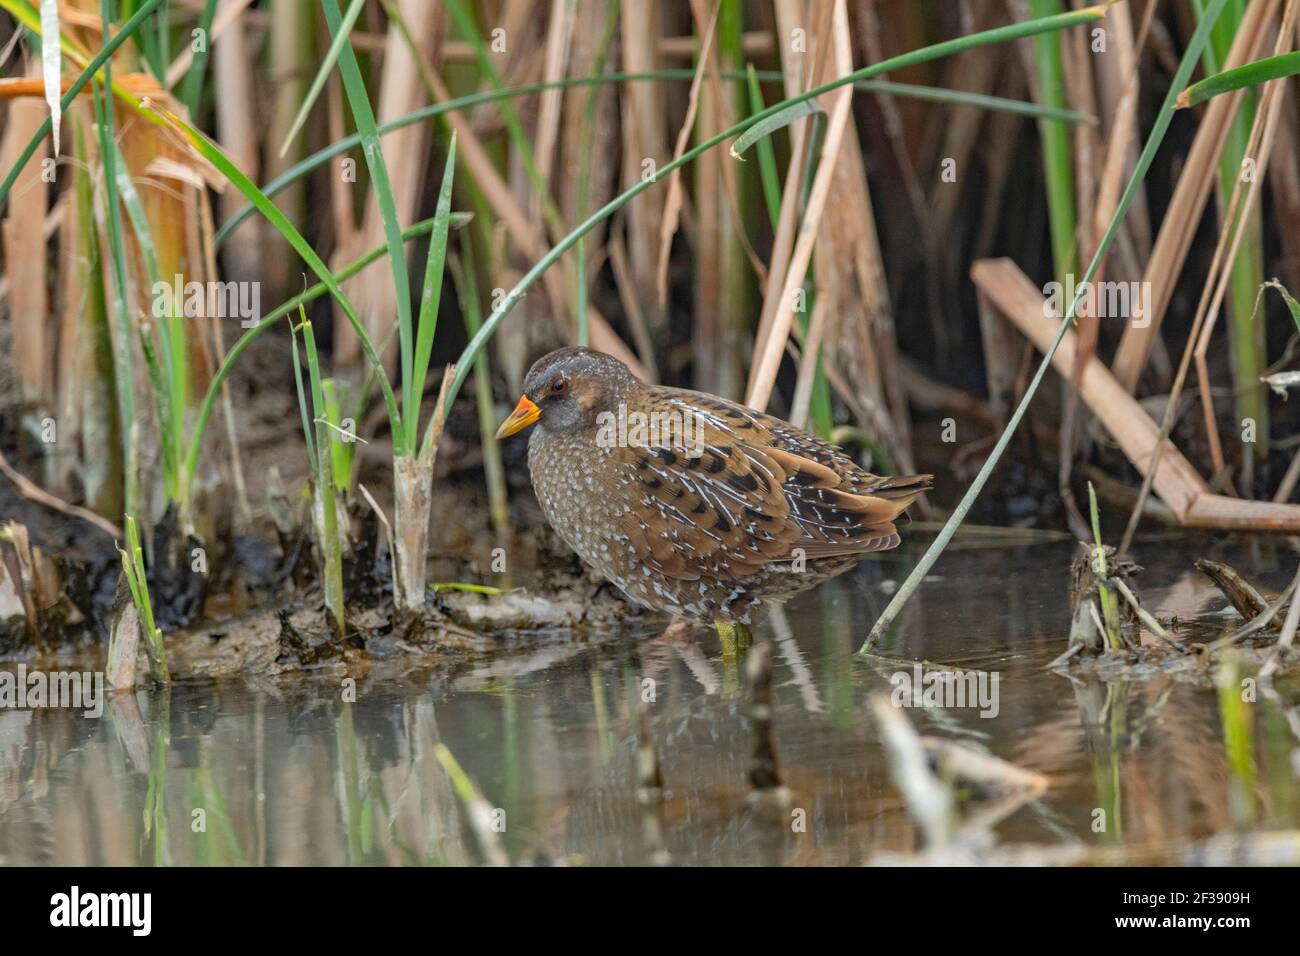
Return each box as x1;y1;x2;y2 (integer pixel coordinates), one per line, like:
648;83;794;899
392;368;454;615
1209;572;1300;651
106;575;140;691
860;0;1232;654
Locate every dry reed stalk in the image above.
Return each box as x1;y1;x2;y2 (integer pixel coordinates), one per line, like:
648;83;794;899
655;0;719;316
0;447;122;538
746;0;853;411
1;75;51;408
1059;0;1149;536
1092;0;1153;265
817;116;916;474
165;0;258;87
975;258;1300;532
52;165;82;496
619;0;668;332
1111;0;1279;391
1189;0;1297;483
106;600;140;691
690;0;724;392
558;0;620;317
789;293;829;428
1116;0;1298;546
434;30;774;62
419;51;645;379
607;228;659;380
0;521;70;636
689;0;738;396
926;1;1001;262
391;366;453;614
262;0;314;296
211;1;261;282
744;0;813;404
196;180;250;524
531;0;573;227
976;257;1209;515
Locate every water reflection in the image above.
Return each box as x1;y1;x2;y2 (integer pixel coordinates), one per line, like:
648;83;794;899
1;540;1298;865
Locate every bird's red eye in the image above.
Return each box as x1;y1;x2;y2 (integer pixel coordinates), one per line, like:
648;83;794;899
551;377;568;394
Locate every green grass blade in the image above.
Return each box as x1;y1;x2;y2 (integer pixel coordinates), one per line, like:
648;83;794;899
321;379;353;492
322;0;414;443
729;100;822;158
179;0;220;117
296;310;345;635
441;0;561;231
859;0;1233;653
1266;279;1300;333
408;133;457;452
444;2;1112;412
1028;0;1077;283
1179;50;1300;109
289;318;318;475
278;0;366;158
746;65;783;231
575;0;622;349
852;78;1087;122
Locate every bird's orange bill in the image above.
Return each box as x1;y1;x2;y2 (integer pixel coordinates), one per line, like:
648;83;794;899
496;395;540;439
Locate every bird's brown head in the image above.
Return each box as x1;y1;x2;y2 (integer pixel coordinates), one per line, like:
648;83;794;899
495;347;637;440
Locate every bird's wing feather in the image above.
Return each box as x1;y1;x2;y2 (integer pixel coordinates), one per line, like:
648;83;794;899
598;388;930;581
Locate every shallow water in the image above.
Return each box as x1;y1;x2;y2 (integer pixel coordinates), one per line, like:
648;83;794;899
2;537;1298;865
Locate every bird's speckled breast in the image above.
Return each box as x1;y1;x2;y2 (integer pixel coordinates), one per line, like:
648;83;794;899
528;431;634;587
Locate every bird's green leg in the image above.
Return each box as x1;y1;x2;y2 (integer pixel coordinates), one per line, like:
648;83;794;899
715;620;753;662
